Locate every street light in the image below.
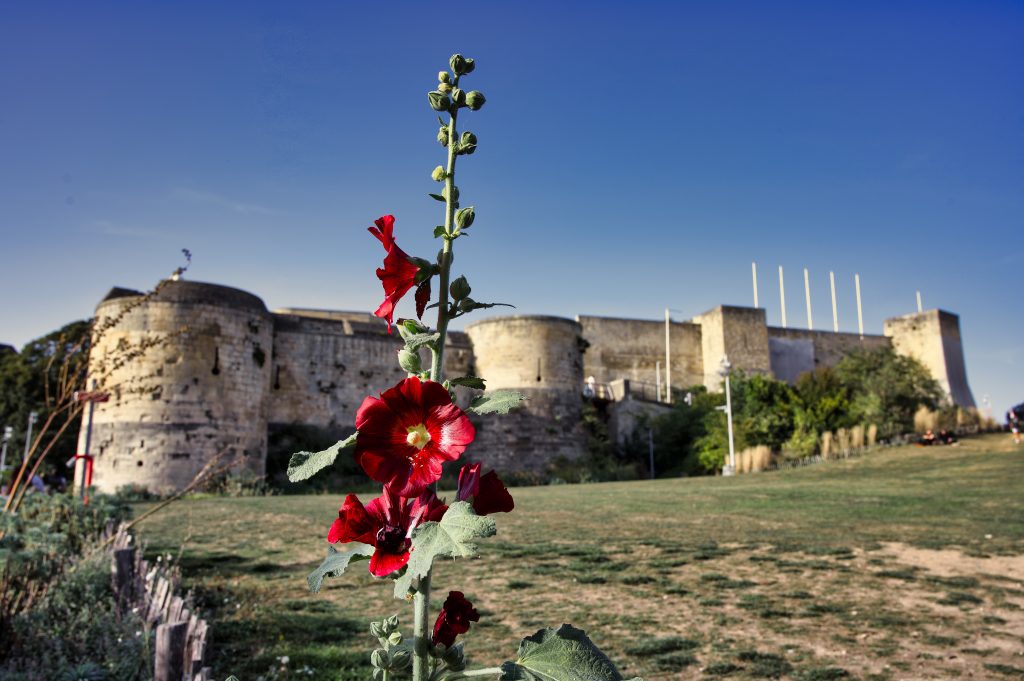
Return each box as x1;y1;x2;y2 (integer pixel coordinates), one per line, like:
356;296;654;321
719;355;736;476
23;411;38;462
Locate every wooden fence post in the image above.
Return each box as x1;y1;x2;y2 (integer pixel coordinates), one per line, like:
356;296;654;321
112;547;136;603
155;621;189;681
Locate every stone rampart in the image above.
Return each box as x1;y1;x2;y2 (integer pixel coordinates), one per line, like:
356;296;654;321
766;327;892;383
884;310;976;408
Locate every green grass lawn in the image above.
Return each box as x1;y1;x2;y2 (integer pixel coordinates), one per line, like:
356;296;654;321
135;433;1024;680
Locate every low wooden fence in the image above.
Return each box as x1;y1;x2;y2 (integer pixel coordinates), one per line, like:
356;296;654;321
106;524;212;681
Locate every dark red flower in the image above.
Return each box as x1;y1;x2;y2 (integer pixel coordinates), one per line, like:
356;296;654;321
368;215;424;333
456;463;514;515
327;487;448;577
432;591;480;648
355;377;475;497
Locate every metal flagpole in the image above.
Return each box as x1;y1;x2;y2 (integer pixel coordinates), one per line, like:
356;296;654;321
752;262;759;308
830;271;839;332
664;308;671;403
779;266;787;328
916;291;923;313
804;268;813;330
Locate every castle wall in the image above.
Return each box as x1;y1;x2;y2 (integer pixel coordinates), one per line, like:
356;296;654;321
884;310;976;408
766;327;892;383
693;306;772;388
577;315;703;391
81;282;272;494
465;316;587;469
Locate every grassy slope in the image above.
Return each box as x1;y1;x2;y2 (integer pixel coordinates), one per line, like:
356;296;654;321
136;434;1024;680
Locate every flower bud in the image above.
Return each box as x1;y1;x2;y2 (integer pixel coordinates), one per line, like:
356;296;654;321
385;614;399;631
391;649;412;669
438;71;450;84
398;319;429;340
370;648;389;669
427;91;451;112
449;275;471;301
451;88;466;107
438;82;453;94
437;126;449;147
444;642;466;671
466;91;486;110
387;630;403;646
431;166;446;182
442;184;460;203
373;668;385;681
398;348;422;373
457;132;477;155
449;54;468;75
455;206;475;230
370;622;385;639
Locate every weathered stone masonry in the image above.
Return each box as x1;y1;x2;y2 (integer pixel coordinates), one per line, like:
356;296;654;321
78;280;976;493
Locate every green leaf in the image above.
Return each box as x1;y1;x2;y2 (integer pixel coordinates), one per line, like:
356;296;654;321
287;432;358;482
404;332;441;352
429;193;446;202
307;543;374;593
393;501;496;598
469;390;527;415
449;375;486;390
499;625;632;681
434;225;447;238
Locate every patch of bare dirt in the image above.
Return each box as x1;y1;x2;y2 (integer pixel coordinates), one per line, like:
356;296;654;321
880;541;1024;580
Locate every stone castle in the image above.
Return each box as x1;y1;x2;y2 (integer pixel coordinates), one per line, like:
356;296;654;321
77;279;975;493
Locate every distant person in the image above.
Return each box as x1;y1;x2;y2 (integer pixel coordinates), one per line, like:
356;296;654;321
920;429;937;446
1009;408;1022;445
938;429;958;445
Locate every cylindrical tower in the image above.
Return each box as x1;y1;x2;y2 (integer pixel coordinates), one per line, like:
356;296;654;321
78;280;273;494
465;315;587;473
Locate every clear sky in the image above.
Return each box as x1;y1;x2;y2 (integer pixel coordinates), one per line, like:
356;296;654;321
1;1;1021;415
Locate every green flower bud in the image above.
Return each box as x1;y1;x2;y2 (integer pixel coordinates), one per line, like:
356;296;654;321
370;648;389;669
431;166;446;182
462;57;475;74
438;71;450;83
370;621;385;639
387;630;403;646
442;184;460;203
449;54;468;75
444;642;466;671
450;275;471;301
398;348;422;374
457;131;477;155
455;206;475;230
466;91;486;110
451;88;467;107
372;668;385;681
385;614;400;631
438;82;453;94
398;319;429;340
437;126;449;147
391;649;412;670
430;642;447;658
427;90;451;112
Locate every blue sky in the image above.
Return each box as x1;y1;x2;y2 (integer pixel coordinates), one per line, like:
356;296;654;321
1;1;1021;415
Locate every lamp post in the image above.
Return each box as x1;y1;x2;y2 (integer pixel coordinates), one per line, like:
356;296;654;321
23;411;38;462
719;355;736;476
1;426;12;478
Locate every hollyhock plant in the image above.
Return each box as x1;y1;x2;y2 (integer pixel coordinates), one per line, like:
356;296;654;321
288;54;638;681
456;463;515;516
368;214;430;332
355;376;475;497
432;591;480;649
327;487;447;577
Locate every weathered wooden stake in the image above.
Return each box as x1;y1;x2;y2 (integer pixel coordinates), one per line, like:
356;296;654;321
155;621;189;681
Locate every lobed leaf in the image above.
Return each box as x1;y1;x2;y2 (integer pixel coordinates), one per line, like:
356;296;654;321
287;432;358;482
499;624;637;681
307;543;374;593
393;501;496;599
449;375;486;390
469;390;527;415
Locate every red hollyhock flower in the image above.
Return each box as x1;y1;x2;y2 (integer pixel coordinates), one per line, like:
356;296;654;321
368;215;429;333
432;591;480;648
356;377;475;497
456;463;515;515
327;487;447;577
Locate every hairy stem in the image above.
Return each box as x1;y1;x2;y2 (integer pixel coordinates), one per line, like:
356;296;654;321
441;667;503;680
412;571;433;681
430;76;460;383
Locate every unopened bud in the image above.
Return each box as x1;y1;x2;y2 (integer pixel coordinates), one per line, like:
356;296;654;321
391;649;412;669
438;71;450;84
450;275;471;301
444;642;466;671
455;206;475;230
442;184;460;203
431;166;446;182
385;614;400;630
370;649;389;669
427;91;451;112
466;91;486;110
437;126;449;147
438;82;453;94
449;54;468;75
451;88;466;107
387;631;403;646
457;132;477;155
398;348;422;374
370;622;385;639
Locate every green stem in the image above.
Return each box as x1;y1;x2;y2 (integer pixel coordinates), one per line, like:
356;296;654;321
441;667;503;680
412;571;433;681
430;78;460;384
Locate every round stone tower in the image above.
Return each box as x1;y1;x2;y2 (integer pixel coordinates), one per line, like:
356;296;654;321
78;280;273;494
464;315;587;472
